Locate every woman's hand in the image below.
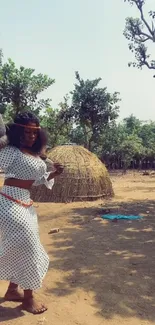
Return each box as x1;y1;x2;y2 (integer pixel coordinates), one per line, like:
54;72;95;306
47;162;64;181
53;163;64;175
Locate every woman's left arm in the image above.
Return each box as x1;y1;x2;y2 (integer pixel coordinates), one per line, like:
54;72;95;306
33;162;64;189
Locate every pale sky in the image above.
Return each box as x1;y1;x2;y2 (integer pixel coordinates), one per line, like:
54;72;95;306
0;0;155;121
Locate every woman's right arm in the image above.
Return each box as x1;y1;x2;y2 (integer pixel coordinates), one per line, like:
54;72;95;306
0;146;17;171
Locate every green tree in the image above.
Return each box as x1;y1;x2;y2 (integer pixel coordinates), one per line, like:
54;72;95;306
99;116;145;170
123;114;142;134
60;72;120;150
123;0;155;72
0;51;54;119
40;106;73;147
118;134;144;172
70;125;86;146
138;121;155;161
99;122;126;158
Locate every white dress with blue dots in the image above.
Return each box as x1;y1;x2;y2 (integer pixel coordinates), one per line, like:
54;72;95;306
0;146;54;290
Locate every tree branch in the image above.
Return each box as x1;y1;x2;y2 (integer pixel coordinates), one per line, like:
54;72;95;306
138;4;155;40
124;0;155;72
140;31;153;41
143;60;155;70
135;37;149;42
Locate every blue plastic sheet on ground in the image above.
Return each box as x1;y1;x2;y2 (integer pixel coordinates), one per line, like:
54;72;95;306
101;214;143;220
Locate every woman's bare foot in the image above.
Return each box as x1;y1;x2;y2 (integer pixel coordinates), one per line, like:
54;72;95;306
22;297;47;314
4;288;24;302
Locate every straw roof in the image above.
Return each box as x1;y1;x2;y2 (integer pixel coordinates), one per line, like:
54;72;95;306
31;145;114;203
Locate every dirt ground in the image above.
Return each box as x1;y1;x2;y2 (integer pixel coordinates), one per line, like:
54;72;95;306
1;171;155;325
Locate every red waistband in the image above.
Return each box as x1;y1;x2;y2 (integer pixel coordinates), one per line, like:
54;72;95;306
0;192;33;207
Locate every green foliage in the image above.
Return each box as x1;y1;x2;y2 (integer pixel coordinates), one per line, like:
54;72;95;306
0;52;54;119
60;72;120;150
123;0;155;72
118;134;144;171
138;121;155;158
70;125;86;146
123;114;141;134
40;106;73;148
90;114;155;170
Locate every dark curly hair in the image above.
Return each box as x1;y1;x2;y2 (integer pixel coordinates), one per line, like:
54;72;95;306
6;111;48;154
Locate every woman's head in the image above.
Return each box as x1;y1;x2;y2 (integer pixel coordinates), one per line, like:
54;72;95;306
6;111;48;154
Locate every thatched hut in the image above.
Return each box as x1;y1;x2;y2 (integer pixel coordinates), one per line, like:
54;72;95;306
31;145;114;202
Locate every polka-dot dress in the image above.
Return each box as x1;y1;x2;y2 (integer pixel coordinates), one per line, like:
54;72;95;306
0;146;54;290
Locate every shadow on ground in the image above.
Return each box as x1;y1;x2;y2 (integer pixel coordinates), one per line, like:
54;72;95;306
46;199;155;321
0;299;24;321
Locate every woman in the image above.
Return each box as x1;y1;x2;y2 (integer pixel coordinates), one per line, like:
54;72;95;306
0;111;63;314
